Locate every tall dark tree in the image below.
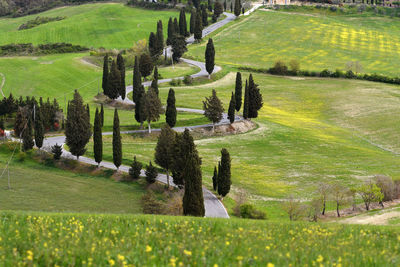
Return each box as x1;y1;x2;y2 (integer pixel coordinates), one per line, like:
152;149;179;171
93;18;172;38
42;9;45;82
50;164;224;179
234;72;242;112
150;66;159;95
208;0;213;11
135;85;146;129
132;56;142;104
224;0;227;11
65;90;91;160
167;17;175;46
34;110;44;149
143;87;162;133
139;53;154;80
148;32;158;60
173;18;179;36
243;79;249;119
193;0;200;8
86;104;90;122
117;53;126;100
100;104;104;128
155;124;175;188
181;129;205;217
14;107;26;137
171;35;187;62
155;20;164;59
194;10;203;42
171;132;184;188
214;1;223;18
112;109;122;170
190;9;196;34
145;161;158;184
230;1;233;12
93;108;103;167
102;55;109;96
179;8;188;37
212;165;218;191
22;118;34;152
248;74;263;119
205;38;215;78
203;89;224;132
201;5;208;26
234;0;241;17
228;92;236;124
107;60;121;99
217;148;231;198
166;88;177;128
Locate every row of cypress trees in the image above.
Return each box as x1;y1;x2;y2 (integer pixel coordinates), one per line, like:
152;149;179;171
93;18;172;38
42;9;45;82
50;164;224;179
212;148;231;199
102;53;126;100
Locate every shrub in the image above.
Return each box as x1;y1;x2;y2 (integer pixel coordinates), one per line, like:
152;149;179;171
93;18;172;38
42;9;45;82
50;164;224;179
239;204;266;220
141;191;164;214
269;60;288;75
17;151;26;162
169;79;182;86
374;175;396;202
320;69;332;77
145;161;158;184
282;196;304;221
18;16;65;30
183;75;193;85
51;144;63;160
0;43;88;56
289;59;300;74
233;189;248;217
129;156;143;180
330;6;337;12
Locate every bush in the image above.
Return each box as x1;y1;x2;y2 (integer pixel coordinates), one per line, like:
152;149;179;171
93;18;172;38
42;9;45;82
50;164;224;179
51;144;63;160
239;204;266;220
141;191;164;214
320;69;332;77
183;75;193;85
374;175;396;202
18;16;65;30
169;79;182;86
129;156;142;180
0;43;88;56
17;151;26;162
269;60;289;75
145;161;158;184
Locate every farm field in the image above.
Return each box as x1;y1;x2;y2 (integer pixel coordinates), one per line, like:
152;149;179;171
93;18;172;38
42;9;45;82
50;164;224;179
0;145;145;214
186;9;400;76
0;3;183;49
110;72;400;206
1;211;400;265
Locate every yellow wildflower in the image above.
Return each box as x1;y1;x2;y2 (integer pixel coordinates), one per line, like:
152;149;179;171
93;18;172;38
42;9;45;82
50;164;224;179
267;263;274;267
316;255;324;263
146;245;152;252
108;259;115;266
183;250;192;256
117;254;125;261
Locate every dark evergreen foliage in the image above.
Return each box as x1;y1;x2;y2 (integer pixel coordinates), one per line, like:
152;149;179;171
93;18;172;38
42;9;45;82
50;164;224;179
102;55;109;96
34;109;44;149
116;53;126;100
151;66;159;95
234;0;241;16
248;74;263;119
208;0;213;11
173;18;179;36
167;17;175;46
155;20;164;59
145;161;158;184
205;38;215;77
148;32;158;60
194;10;203;41
201;5;208;26
228;92;236;124
129;156;143;179
190;9;195;34
143;87;162;133
155;124;175;188
214;1;223;18
134;85;146;128
243;79;249;119
235;72;242;111
107;60;121;99
171;35;187;62
203;89;224;131
217;148;231;197
132;56;142;104
212;165;218;191
112;109;122;170
51;143;63;160
139;53;154;80
166;88;177;128
100;103;104;128
65;90;91;159
93;108;103;167
179;8;188;37
224;0;227;11
22;118;34;151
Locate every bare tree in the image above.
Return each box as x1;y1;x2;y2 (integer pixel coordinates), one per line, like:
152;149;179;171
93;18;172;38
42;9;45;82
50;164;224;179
282;196;304;221
330;183;350;217
317;183;331;215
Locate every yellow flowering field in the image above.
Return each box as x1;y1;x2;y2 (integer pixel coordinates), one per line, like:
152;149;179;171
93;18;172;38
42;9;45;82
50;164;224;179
1;211;399;266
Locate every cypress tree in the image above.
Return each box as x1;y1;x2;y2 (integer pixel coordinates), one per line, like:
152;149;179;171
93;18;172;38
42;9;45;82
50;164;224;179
217;148;231;198
243;79;249;119
203;89;224;132
194;9;203;42
166;88;177;128
112;109;122;170
51;144;63;160
212;165;218;191
205;38;215;78
22;118;34;152
202;5;208;26
228;92;236;124
167;17;175;46
248;74;263;119
86;104;90;122
149;32;157;59
179;9;188;37
107;60;121;99
171;132;184;188
100;103;104;128
224;0;227;11
34;109;44;149
143;87;162;133
139;53;154;80
129;156;142;179
102;55;109;96
234;0;241;16
93;108;103;167
135;85;146;129
208;0;213;11
234;72;242;112
193;0;200;8
132;56;142;104
14;107;26;137
173;18;179;36
65;90;91;160
214;1;223;18
151;66;159;95
155;124;175;188
117;53;126;100
230;1;233;12
156;20;164;59
171;34;187;62
145;161;158;184
190;9;196;34
182;129;205;217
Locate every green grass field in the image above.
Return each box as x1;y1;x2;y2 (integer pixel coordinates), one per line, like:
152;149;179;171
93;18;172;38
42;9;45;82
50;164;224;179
93;72;400;214
0;145;145;214
187;9;400;76
0;3;183;49
0;211;399;265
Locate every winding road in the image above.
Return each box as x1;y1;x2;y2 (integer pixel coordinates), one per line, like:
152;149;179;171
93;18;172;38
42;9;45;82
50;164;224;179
44;7;261;218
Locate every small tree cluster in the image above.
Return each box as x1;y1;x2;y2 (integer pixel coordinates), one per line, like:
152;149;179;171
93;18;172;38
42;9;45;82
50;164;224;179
102;54;126;100
203;89;224;132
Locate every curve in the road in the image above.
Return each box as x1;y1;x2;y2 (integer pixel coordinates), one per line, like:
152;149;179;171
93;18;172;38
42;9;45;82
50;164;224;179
44;6;261;219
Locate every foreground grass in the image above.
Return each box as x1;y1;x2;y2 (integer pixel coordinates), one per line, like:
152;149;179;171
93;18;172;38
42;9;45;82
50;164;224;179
187;9;400;76
0;211;399;265
0;3;182;49
0;145;145;214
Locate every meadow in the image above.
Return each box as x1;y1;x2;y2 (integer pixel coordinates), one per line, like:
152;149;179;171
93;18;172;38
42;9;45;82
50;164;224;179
0;3;183;49
95;72;400;215
0;211;399;265
0;144;145;214
186;9;400;76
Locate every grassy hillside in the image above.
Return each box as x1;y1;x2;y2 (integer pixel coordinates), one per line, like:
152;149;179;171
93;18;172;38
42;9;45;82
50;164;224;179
1;211;399;265
0;3;182;49
0;145;145;214
187;9;400;76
